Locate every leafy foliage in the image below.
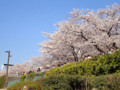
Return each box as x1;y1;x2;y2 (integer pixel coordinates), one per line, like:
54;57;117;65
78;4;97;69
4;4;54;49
46;50;120;76
8;73;120;90
20;73;36;81
7;81;37;90
0;75;6;89
36;74;73;90
26;73;35;81
89;73;120;90
20;75;26;81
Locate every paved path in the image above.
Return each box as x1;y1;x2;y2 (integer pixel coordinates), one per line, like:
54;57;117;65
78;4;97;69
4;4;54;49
0;89;7;90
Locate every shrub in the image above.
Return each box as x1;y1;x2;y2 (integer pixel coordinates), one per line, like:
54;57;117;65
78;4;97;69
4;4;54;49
7;81;37;90
39;72;44;77
0;75;6;88
45;49;120;76
26;73;35;81
20;72;36;81
37;73;120;90
7;73;120;90
90;73;120;90
20;75;26;81
36;74;91;90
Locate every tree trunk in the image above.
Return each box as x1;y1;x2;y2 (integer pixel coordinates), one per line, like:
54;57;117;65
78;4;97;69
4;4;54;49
112;42;118;49
70;46;78;62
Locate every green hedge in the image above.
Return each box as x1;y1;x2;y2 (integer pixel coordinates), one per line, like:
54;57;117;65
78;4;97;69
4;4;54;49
45;49;120;76
40;73;120;90
20;72;44;81
20;72;36;81
0;75;6;88
7;81;37;90
8;73;120;90
90;73;120;90
7;74;88;90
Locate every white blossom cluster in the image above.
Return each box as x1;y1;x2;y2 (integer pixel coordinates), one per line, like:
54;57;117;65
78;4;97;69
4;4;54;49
38;3;120;63
0;62;32;76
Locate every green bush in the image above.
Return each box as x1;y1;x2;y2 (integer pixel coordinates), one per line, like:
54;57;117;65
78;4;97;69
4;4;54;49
7;81;37;90
26;73;35;81
20;72;36;81
0;75;6;88
36;74;87;90
20;75;26;81
39;72;44;77
37;73;120;90
46;49;120;76
90;73;120;90
8;74;87;90
7;73;120;90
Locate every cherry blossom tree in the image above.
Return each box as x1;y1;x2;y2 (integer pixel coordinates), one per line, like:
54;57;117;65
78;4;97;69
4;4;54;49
0;69;6;76
31;55;53;68
39;3;120;62
0;62;32;76
9;62;31;74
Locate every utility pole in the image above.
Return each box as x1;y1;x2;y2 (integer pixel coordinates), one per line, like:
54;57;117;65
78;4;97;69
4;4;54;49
4;50;13;88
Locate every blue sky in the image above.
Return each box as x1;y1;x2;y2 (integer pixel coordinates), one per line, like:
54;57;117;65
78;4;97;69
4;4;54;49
0;0;120;68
